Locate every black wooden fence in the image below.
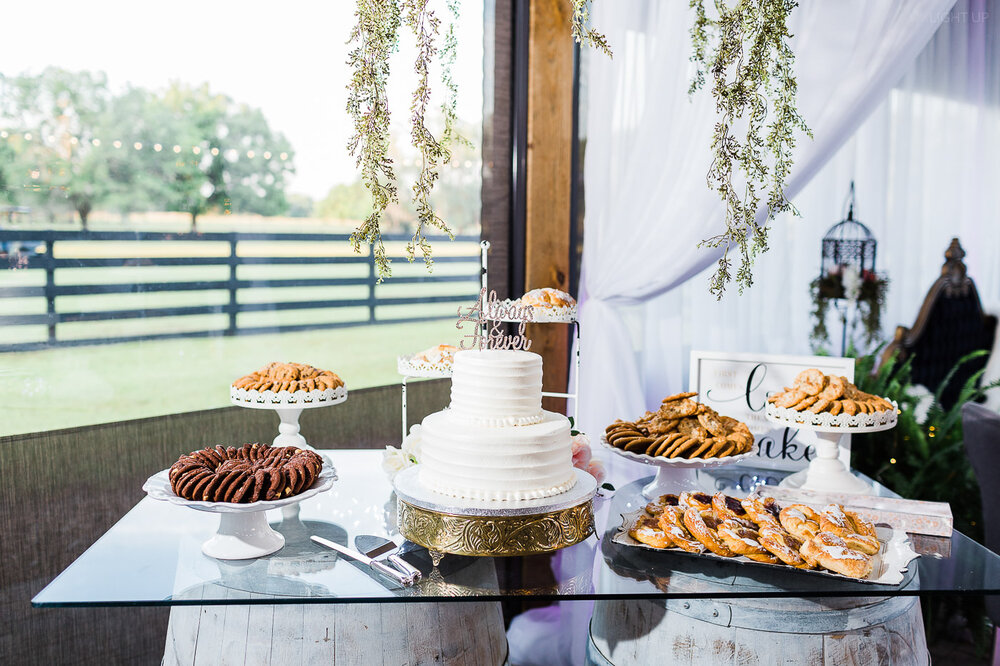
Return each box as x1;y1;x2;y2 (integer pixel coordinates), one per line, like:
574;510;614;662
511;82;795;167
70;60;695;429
0;229;481;352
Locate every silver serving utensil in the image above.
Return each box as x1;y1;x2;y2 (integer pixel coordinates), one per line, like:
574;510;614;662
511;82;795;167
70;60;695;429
355;535;423;583
310;536;416;587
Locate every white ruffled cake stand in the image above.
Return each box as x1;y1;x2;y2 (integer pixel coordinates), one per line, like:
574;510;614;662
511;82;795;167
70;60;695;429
230;385;348;450
143;456;337;560
393;466;597;563
765;401;898;495
599;436;759;500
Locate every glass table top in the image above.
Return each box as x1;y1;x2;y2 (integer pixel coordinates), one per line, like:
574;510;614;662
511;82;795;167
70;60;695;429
32;450;1000;607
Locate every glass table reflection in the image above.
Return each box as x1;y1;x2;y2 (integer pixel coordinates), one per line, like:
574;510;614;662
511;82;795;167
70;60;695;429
32;450;1000;607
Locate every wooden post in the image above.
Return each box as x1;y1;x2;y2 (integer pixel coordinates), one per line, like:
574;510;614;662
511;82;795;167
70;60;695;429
526;0;574;411
226;238;238;335
44;239;56;344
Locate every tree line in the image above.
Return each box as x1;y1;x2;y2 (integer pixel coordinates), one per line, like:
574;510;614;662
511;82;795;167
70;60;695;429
0;68;295;229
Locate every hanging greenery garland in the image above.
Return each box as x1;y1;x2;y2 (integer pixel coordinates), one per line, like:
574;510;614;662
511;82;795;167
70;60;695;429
689;0;812;298
809;271;890;352
347;0;610;281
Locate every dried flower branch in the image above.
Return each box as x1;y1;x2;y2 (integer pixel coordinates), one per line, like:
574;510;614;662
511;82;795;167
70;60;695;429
689;0;811;298
571;0;613;57
347;0;610;279
346;0;402;280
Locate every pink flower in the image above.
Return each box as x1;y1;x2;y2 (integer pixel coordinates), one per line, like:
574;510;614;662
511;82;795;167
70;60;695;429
570;433;592;469
585;460;606;484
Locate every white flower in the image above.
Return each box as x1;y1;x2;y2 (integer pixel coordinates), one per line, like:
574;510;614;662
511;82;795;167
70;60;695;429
842;265;862;303
402;424;423;460
904;383;934;425
381;446;416;481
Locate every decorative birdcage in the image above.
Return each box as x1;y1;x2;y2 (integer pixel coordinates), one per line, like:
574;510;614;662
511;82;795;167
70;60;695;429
818;183;877;299
810;182;889;354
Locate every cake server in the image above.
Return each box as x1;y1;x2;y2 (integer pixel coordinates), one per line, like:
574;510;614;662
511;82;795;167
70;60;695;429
355;535;423;583
309;536;416;587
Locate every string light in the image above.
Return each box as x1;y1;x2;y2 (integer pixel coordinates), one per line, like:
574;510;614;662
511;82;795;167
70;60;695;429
1;130;291;165
890;458;897;464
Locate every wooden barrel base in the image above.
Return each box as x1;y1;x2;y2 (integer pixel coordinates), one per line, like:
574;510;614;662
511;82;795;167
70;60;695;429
163;601;508;665
587;597;928;666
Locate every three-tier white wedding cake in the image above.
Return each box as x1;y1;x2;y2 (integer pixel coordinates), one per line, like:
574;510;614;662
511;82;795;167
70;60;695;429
417;349;578;501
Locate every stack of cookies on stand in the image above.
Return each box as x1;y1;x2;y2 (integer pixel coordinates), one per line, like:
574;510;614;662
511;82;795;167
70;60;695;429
232;362;344;393
767;369;893;416
629;492;880;579
605;392;754;460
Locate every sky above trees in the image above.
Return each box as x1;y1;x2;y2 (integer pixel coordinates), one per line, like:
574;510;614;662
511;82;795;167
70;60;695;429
0;0;484;199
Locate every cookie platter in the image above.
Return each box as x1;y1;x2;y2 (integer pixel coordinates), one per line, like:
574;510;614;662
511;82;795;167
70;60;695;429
599;435;759;469
143;453;337;560
613;508;918;586
765;400;898;433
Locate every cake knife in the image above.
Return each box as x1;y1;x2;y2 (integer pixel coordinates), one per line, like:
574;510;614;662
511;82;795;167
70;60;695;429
355;535;423;583
310;536;416;587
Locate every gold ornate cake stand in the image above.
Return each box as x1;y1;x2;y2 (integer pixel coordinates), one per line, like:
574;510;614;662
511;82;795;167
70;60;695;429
393;467;597;560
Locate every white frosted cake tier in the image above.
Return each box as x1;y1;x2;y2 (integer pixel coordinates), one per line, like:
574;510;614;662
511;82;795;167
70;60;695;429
449;349;544;426
418;409;578;501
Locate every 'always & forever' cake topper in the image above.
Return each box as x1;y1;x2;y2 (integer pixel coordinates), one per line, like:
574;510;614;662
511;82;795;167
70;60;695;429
457;287;533;351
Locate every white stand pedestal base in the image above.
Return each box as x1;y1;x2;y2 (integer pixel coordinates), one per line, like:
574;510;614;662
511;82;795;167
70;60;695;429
273;407;309;449
202;511;285;560
779;431;873;495
641;467;700;500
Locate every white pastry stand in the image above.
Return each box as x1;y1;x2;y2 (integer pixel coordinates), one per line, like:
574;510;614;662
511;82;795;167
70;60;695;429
599;436;759;500
143;458;337;560
765;401;898;495
230;385;346;520
230;385;348;450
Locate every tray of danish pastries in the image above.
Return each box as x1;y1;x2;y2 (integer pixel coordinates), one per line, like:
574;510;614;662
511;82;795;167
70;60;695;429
612;491;919;585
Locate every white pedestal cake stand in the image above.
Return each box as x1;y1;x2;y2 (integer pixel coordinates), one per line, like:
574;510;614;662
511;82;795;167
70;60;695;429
765;401;898;495
599;436;759;500
393;466;597;564
143;457;337;560
230;385;348;450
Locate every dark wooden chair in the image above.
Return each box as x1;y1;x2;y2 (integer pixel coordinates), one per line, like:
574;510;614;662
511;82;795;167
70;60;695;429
881;238;997;410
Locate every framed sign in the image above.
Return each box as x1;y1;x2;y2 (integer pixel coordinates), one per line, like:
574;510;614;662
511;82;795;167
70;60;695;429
689;351;856;472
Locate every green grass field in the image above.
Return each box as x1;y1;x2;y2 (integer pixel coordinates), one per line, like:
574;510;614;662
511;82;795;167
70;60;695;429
0;318;461;436
0;232;479;435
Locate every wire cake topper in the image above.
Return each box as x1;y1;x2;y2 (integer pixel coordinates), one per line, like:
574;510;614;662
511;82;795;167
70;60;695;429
457;287;533;351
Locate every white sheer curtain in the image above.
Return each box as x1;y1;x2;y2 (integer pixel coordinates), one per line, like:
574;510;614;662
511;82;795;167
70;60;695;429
575;0;956;439
669;0;1000;380
509;2;964;665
